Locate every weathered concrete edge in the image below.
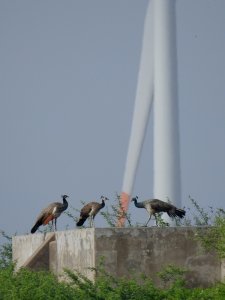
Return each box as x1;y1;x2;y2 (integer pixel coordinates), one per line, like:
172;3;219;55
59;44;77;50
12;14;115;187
22;233;55;269
12;227;224;286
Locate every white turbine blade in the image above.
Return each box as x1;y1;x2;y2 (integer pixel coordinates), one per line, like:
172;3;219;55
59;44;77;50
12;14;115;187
153;0;181;225
118;0;154;226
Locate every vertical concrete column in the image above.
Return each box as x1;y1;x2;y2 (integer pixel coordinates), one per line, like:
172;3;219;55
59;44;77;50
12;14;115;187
221;259;225;282
49;241;57;274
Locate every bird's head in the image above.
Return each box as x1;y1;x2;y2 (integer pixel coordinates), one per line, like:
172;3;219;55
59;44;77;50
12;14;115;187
100;195;109;202
61;195;69;199
131;196;138;202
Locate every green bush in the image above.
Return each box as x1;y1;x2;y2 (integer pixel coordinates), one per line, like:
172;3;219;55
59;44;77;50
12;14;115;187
0;230;12;269
0;266;77;299
0;263;225;299
195;209;225;259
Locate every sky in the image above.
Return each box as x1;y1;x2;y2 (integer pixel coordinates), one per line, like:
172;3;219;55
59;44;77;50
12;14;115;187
1;0;225;238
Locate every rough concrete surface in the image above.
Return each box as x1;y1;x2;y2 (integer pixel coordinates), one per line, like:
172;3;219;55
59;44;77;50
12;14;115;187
12;227;223;287
55;229;95;281
95;227;221;287
12;232;54;271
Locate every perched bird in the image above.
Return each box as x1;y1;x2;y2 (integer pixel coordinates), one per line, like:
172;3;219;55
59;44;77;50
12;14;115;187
76;196;108;227
131;196;185;226
31;195;69;234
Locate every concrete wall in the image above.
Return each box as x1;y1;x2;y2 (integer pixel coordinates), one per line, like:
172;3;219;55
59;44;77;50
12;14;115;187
12;227;223;287
55;229;95;280
12;232;53;271
94;227;221;287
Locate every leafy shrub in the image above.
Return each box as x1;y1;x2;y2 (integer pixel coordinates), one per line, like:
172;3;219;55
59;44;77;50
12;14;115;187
0;264;225;299
195;209;225;259
157;264;187;288
0;230;12;269
0;266;77;299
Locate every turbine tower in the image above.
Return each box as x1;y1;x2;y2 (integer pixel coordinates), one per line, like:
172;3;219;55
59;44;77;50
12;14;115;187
118;0;181;227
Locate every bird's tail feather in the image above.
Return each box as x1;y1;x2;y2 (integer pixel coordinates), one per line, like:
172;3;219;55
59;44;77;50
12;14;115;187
76;217;87;226
175;208;186;218
167;212;176;218
167;208;185;219
31;221;42;234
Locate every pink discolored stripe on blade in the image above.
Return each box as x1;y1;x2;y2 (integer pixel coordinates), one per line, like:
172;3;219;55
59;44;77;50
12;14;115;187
117;192;130;227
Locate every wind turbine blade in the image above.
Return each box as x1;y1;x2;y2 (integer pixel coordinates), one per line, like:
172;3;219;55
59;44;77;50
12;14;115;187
153;0;181;225
118;0;154;227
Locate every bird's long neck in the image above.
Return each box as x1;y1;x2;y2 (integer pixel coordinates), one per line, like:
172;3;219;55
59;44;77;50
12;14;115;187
101;200;105;208
133;199;144;208
62;197;68;209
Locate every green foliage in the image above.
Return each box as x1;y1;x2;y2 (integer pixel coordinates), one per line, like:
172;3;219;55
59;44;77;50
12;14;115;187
0;262;225;299
157;264;187;288
65;266;164;300
195;208;225;259
0;230;12;269
0;254;217;300
173;196;225;259
154;213;170;227
0;266;78;300
188;196;214;226
100;194;132;227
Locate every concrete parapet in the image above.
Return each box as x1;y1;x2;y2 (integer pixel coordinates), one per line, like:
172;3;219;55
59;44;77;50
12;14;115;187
12;227;222;287
55;229;95;281
22;233;55;270
12;232;55;271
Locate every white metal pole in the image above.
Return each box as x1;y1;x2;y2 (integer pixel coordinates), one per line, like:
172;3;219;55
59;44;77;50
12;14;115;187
153;0;181;224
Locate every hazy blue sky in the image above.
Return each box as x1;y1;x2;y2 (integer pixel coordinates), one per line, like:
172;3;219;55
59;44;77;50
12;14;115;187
1;0;225;237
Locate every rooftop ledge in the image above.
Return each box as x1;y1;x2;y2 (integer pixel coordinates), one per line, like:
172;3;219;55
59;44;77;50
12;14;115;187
12;227;224;287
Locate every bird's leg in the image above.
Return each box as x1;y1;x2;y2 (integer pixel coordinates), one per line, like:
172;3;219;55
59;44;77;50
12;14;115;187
55;218;57;231
154;214;158;226
145;215;152;227
51;220;54;231
89;217;92;228
91;216;94;228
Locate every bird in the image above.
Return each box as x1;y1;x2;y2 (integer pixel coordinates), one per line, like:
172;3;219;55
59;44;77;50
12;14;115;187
131;196;185;226
76;196;109;227
31;195;69;234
